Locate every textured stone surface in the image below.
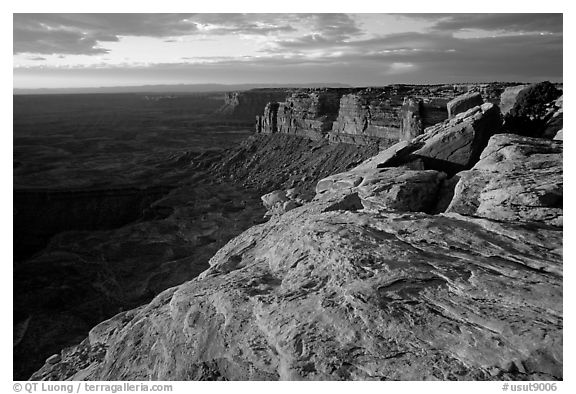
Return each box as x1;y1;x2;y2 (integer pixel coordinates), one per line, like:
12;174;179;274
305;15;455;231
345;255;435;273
447;134;562;226
447;92;484;118
316;167;446;214
15;133;379;380
331;92;402;140
31;201;562;381
499;85;529;115
400;97;424;141
258;90;345;140
353;141;419;171
412;103;502;173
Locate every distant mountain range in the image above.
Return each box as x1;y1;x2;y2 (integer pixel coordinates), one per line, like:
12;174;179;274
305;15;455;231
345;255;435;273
13;83;353;95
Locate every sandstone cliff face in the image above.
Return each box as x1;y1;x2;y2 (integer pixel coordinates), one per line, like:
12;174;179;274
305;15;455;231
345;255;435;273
257;90;345;140
219;90;291;121
32;127;563;382
256;86;469;147
331;91;402;141
400;97;424;141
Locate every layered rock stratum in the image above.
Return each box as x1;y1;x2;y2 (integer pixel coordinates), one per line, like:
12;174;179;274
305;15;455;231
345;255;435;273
28;84;563;381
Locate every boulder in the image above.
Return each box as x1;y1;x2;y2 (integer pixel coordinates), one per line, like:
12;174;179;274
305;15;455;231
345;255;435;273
447;92;483;118
31;202;562;381
411;103;502;173
553;130;563;141
261;190;288;210
447;134;562;226
353;140;419;171
499;85;529;115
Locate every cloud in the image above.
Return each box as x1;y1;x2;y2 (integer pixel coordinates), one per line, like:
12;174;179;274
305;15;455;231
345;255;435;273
14;30;562;86
398;13;562;34
264;13;362;51
13;13;307;55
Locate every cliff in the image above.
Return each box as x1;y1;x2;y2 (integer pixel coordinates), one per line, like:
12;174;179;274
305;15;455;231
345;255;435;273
255;84;499;148
218;89;292;121
31;95;563;381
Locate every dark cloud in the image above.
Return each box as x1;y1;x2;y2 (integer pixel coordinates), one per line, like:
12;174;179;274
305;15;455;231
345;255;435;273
266;13;362;50
13;13;306;55
398;13;562;33
13;13;362;55
14;25;111;55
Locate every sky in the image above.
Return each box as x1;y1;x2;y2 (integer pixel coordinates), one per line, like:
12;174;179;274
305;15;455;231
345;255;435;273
13;13;563;89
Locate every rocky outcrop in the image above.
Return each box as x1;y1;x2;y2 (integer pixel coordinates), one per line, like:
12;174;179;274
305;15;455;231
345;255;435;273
260;189;302;217
447;92;483;118
15;133;380;380
24;82;563;382
447;134;562;226
400;97;423;141
219;89;291;121
542;95;563;139
32;197;562;381
410;103;502;174
350;102;502;176
331;91;402;141
315;167;446;213
499;85;529;115
256;86;456;147
256;90;346;140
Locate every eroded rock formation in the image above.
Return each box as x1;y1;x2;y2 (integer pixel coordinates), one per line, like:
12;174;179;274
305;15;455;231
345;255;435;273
447;134;562;226
400;97;423;141
23;82;563;382
219;90;291;121
32;116;563;382
32;190;562;381
447;92;484;118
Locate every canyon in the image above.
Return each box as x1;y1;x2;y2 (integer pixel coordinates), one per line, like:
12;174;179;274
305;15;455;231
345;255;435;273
14;82;563;381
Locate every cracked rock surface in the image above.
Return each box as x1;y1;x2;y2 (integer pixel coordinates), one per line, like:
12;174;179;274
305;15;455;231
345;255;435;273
447;134;562;226
32;194;562;381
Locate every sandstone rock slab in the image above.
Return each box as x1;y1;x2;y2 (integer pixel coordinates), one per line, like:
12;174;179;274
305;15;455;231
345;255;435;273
412;102;502;173
31;203;563;381
447;134;562;226
447;92;483;118
316;167;446;214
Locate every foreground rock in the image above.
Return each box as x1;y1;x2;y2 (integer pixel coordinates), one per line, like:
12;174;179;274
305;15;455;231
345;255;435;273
411;103;502;173
16;133;378;380
447;92;483;118
447;134;562;226
316;167;446;214
31;200;562;380
499;85;529;115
